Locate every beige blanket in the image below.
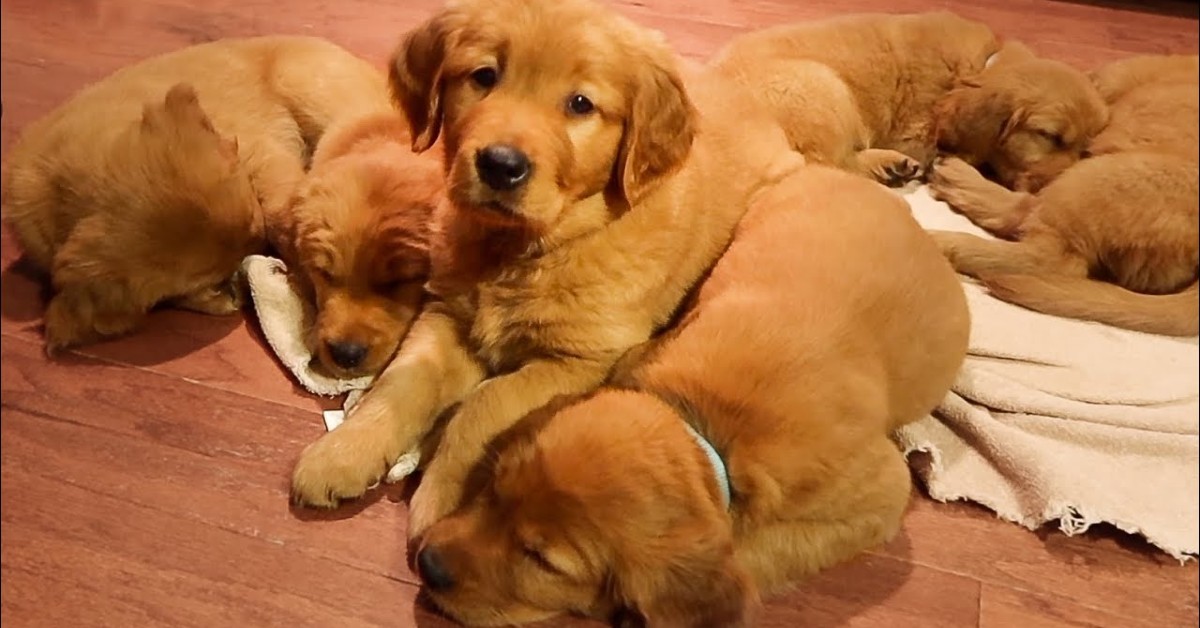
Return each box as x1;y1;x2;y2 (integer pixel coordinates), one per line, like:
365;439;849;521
898;186;1199;561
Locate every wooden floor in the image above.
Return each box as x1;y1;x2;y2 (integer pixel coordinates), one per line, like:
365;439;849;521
1;1;1198;626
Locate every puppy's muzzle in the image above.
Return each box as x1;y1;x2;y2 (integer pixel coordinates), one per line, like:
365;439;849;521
475;143;532;192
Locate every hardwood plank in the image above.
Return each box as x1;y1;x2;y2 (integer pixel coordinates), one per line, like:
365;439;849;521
0;468;452;628
755;552;981;628
876;497;1200;626
978;583;1164;628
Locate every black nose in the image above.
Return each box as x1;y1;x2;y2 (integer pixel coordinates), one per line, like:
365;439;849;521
475;144;531;191
416;546;455;592
326;340;367;369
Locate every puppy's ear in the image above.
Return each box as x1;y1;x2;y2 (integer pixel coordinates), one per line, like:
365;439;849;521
390;12;459;153
615;49;698;207
609;526;757;628
934;86;1020;163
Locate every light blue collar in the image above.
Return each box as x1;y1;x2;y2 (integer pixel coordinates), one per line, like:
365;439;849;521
682;422;732;508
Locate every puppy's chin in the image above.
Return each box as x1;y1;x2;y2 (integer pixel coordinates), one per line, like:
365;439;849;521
424;592;558;628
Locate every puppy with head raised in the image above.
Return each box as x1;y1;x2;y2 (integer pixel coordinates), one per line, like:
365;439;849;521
278;111;443;377
288;0;804;540
711;11;998;186
928;54;1198;336
412;165;970;627
933;42;1109;192
1;36;391;352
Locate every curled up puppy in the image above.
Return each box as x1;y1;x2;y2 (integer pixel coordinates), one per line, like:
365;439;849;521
709;11;999;186
3;84;264;353
1;36;392;353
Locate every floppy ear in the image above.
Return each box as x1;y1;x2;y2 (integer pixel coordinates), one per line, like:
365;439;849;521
609;526;756;628
934;86;1021;163
615;52;698;207
389;13;457;152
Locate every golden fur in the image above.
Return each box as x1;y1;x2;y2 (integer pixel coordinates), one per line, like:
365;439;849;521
413;166;970;627
933;42;1110;192
3;84;263;352
277;111;443;377
288;0;805;543
928;54;1199;336
1;36;390;353
710;12;998;186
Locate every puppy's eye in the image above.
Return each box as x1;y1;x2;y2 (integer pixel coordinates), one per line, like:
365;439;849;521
1036;129;1065;148
469;66;499;89
566;93;595;116
313;268;335;284
522;546;562;574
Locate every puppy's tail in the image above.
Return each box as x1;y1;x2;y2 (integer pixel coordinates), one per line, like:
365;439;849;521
981;273;1199;337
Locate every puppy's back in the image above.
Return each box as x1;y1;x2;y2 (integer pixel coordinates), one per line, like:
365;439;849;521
640;166;969;434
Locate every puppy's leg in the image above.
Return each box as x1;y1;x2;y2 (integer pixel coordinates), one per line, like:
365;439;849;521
733;441;911;594
290;306;486;508
407;357;614;539
854;149;924;187
43;283;147;355
930;229;1086;280
928;157;1035;238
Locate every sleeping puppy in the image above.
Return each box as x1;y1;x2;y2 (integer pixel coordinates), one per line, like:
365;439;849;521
709;12;998;186
2;84;263;352
277;111;443;378
288;0;805;541
411;165;970;627
928;54;1198;336
1;36;390;352
932;41;1109;192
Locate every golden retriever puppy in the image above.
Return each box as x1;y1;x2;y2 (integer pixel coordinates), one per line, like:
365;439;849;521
411;165;970;627
932;41;1109;192
710;11;998;186
277;110;444;377
289;0;805;538
2;84;263;352
1;36;390;352
928;54;1198;336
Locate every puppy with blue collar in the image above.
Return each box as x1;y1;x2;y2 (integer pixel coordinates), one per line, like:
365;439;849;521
413;165;970;628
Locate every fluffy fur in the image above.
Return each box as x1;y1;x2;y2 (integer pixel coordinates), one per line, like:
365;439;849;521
933;41;1110;192
1;36;391;352
412;166;970;627
277;111;444;377
710;11;998;186
288;0;806;543
928;54;1199;336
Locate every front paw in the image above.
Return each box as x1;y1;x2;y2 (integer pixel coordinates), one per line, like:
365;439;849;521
928;157;986;202
291;421;395;508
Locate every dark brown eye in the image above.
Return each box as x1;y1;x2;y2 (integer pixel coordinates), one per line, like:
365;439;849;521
522;546;560;573
470;66;499;89
566;93;595;115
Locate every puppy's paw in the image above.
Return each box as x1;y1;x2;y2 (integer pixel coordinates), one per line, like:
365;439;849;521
291;420;394;508
173;277;242;316
857;149;925;187
927;157;988;201
926;230;985;276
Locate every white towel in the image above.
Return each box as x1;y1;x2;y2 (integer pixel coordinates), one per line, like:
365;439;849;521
896;185;1199;561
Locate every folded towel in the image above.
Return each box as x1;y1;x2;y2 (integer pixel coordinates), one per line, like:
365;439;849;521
241;254;420;482
897;186;1199;561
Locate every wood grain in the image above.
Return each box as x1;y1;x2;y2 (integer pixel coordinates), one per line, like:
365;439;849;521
2;0;1198;626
